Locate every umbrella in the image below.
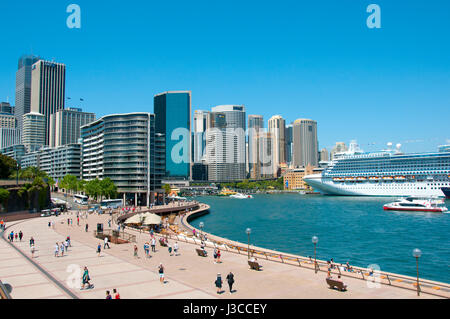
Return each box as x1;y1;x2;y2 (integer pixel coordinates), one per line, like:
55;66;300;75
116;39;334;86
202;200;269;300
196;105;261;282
141;213;162;225
125;214;145;224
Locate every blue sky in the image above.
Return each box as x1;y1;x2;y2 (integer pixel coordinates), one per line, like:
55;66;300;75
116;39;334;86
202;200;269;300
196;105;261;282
0;0;449;153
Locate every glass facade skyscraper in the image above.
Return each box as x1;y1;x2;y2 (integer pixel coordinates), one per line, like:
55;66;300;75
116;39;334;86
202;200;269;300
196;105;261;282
154;91;191;179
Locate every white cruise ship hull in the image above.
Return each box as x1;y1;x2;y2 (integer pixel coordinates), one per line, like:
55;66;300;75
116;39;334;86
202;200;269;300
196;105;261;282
304;174;447;197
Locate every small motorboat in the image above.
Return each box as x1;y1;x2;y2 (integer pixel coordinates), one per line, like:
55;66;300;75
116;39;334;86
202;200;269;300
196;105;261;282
230;193;253;199
383;196;448;213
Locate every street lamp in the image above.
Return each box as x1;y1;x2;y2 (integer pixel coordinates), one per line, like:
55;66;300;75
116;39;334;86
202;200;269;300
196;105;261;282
16;162;19;186
413;248;422;296
246;228;251;259
312;236;319;274
199;222;204;240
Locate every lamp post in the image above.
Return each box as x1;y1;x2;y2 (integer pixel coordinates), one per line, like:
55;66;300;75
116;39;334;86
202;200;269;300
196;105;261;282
413;248;421;296
246;228;251;259
199;222;204;240
16;162;19;186
312;236;319;274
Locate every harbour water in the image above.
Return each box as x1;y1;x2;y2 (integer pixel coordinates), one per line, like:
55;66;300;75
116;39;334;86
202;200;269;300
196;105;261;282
191;194;450;284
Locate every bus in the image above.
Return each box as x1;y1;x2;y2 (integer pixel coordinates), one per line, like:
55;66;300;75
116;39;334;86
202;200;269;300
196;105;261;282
100;199;123;210
74;194;88;205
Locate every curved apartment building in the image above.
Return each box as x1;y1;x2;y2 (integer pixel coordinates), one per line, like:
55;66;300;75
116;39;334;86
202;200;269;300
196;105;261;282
81;112;165;206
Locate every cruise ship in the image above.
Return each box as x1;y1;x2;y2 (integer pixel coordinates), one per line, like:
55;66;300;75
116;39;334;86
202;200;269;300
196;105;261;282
303;141;450;197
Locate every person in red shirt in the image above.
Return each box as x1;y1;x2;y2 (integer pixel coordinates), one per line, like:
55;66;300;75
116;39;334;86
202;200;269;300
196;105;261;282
113;288;120;299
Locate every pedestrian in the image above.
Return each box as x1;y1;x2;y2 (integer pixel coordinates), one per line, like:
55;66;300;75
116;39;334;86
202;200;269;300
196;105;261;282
67;218;70;225
97;243;102;256
29;237;34;247
215;273;223;294
108;219;111;228
106;290;112;299
14;232;18;241
158;263;165;284
77;217;80;226
54;242;59;257
151;237;156;252
67;236;71;247
81;266;92;290
60;242;65;257
70;219;73;226
64;240;69;252
113;288;120;299
168;243;173;256
174;242;179;256
48;221;51;228
85;224;88;232
19;231;23;241
217;248;221;263
144;242;149;258
31;243;35;258
226;271;235;294
213;248;218;263
104;236;110;249
133;244;138;258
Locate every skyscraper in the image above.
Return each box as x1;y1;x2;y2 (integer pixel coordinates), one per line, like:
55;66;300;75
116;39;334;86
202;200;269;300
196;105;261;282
193;110;209;163
268;115;286;176
49;107;95;147
206;105;246;181
285;124;293;166
292;119;318;168
154;91;191;179
15;55;40;133
248;115;264;179
22;112;45;152
330;142;348;159
30;60;66;146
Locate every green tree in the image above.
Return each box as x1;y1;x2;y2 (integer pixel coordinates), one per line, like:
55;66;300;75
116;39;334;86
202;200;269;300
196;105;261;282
85;178;101;201
99;178;117;201
0;188;10;211
0;154;17;179
163;184;171;194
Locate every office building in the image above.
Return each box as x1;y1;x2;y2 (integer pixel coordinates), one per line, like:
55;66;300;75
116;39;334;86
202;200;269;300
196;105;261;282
330;142;348;159
283;165;324;190
0;102;13;114
248;115;264;179
193;110;209;163
49;107;95;147
154;91;191;179
0;144;26;165
22;112;45;152
292;119;318;168
39;144;82;181
285;124;293;166
81;112;164;206
268;115;286;176
0;128;21;150
320;148;329;162
30;59;66;145
259;132;273;178
15;54;40;132
206;105;246;182
0;113;17;129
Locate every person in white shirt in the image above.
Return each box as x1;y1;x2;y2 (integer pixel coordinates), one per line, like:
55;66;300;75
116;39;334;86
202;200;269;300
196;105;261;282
174;242;179;256
54;243;59;257
104;236;110;249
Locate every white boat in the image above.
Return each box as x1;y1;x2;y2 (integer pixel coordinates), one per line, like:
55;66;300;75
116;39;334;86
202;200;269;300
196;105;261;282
383;197;448;213
230;193;253;199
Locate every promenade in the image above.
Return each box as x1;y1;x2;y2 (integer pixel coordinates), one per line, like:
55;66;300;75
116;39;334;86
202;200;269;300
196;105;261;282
0;209;447;299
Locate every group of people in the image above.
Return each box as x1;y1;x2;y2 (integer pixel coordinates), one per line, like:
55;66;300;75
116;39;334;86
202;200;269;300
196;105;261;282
0;219;5;231
54;240;70;257
143;237;157;258
105;288;121;299
214;272;235;294
7;230;23;242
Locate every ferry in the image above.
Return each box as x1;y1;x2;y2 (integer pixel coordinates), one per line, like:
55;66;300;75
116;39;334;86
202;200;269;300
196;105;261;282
383;197;448;213
303;141;450;197
218;188;237;196
230;193;253;199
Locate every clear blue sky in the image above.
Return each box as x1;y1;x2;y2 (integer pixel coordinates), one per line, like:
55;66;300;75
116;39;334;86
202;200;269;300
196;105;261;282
0;0;449;153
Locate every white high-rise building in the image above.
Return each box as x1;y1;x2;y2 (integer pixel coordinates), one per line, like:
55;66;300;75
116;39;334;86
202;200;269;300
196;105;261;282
49;107;95;147
30;60;66;146
206;105;246;181
292;118;318;168
248;115;264;179
193;110;209;163
0;128;21;149
22;112;45;152
268;115;285;176
330;142;348;159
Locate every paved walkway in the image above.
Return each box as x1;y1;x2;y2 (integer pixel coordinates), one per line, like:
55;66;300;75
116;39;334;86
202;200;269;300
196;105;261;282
1;212;443;299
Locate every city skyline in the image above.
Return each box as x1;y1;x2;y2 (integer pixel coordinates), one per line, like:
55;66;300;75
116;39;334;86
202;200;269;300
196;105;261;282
0;1;449;153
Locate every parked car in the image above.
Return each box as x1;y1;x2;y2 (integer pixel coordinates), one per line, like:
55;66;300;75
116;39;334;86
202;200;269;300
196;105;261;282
40;209;51;217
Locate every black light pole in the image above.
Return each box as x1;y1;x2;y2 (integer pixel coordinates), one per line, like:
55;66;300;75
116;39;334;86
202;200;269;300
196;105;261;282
413;248;422;296
312;236;319;274
246;228;251;259
16;162;19;186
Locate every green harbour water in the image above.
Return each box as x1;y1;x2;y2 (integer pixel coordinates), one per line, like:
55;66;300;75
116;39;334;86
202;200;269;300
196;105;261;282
191;194;450;284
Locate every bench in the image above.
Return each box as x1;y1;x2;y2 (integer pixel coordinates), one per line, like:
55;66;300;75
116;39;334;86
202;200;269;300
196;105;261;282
248;260;262;271
326;278;347;291
196;248;208;257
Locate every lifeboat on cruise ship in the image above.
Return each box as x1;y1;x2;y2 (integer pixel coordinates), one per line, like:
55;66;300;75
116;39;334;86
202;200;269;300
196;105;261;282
344;177;356;182
356;177;366;182
382;176;393;181
394;176;406;181
369;176;380;181
332;177;344;182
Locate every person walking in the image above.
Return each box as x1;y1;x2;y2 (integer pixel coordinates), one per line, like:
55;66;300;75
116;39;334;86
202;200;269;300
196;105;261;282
133;244;138;258
216;248;222;263
144;242;149;258
77;216;80;226
174;242;179;256
226;272;235;294
105;290;112;299
158;263;165;284
215;273;223;294
64;240;69;252
18;231;23;241
54;243;59;257
104;236;110;249
97;243;102;257
151;237;156;252
14;233;18;241
60;242;65;257
113;288;120;299
85;224;89;232
81;266;92;290
213;248;218;263
29;237;35;247
168;243;173;256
